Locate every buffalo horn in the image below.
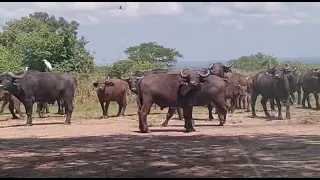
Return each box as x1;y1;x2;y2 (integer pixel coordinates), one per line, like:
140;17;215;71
180;69;189;78
198;68;210;77
8;70;26;79
225;62;235;68
313;68;320;73
207;63;214;69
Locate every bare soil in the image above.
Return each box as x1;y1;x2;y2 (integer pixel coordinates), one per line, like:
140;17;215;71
0;104;320;178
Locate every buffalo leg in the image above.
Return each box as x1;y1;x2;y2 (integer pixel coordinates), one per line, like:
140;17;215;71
161;107;176;127
138;99;152;133
120;96;127;116
214;96;228;126
275;99;283;120
8;100;19;119
251;91;259;118
313;92;320;109
261;97;272;118
297;89;302;105
207;103;214;121
306;94;312;108
291;93;296;105
38;103;45;118
57;100;62;114
0;99;8;113
246;92;251;112
182;106;195;132
242;97;246;109
176;108;183;120
23;100;34;126
99;102;106;118
62;98;73;125
302;91;309;108
15;101;24;119
269;98;276;111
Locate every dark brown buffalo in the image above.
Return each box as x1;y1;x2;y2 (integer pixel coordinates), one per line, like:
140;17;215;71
137;69;210;133
161;74;231;127
208;62;234;77
125;70;183;120
251;65;296;119
0;90;24;119
227;73;251;110
93;78;128;118
299;68;320;109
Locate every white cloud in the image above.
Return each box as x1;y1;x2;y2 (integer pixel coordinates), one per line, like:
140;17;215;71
274;19;301;26
231;2;286;14
0;2;184;24
207;6;231;17
220;19;244;30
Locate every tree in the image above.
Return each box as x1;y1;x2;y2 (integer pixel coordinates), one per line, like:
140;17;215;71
227;52;278;73
0;12;95;73
0;45;22;72
124;42;183;68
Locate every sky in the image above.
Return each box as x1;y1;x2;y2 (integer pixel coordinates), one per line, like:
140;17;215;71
1;2;320;66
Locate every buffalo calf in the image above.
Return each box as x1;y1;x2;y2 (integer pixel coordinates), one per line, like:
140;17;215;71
93;78;128;118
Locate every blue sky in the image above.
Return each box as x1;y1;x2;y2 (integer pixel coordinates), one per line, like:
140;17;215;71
1;2;320;66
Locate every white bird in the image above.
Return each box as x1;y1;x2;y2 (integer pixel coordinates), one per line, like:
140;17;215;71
42;59;52;70
25;66;29;71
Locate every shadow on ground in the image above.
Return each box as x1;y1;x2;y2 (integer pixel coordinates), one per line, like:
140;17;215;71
1;134;320;178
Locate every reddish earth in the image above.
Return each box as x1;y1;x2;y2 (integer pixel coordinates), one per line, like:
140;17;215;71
0;105;320;178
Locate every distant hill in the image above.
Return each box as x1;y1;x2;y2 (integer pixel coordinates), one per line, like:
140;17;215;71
173;56;320;69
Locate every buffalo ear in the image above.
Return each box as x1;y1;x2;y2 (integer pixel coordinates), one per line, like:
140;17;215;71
179;83;191;96
93;82;98;87
266;69;274;74
105;81;115;86
13;79;19;86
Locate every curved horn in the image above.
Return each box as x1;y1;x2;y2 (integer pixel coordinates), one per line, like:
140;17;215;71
198;68;210;77
180;69;189;78
313;68;320;73
8;70;26;79
292;67;297;72
226;62;235;68
284;64;290;70
207;63;214;69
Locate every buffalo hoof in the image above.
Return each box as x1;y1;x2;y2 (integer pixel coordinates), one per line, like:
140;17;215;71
64;121;71;125
218;122;224;126
286;114;291;119
278;116;284;120
161;123;168;127
184;128;196;133
140;129;151;133
12;116;19;119
103;116;108;119
251;115;258;118
25;123;32;126
245;109;251;112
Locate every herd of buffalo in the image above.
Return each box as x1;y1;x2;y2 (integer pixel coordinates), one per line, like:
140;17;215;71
0;62;319;133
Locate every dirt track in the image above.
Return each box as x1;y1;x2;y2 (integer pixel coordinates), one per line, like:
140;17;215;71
0;104;320;178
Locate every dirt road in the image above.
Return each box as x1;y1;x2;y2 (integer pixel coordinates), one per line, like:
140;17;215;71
0;105;320;178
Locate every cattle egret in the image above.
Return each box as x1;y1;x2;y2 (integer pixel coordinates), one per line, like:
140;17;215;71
25;67;29;71
42;59;52;70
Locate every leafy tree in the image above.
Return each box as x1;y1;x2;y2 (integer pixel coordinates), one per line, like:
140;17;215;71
0;12;95;73
227;52;278;73
124;42;183;68
0;45;22;72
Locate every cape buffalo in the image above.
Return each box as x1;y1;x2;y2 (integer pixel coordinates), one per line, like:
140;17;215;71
93;78;128;118
208;62;234;77
136;69;210;133
0;70;77;125
161;76;238;127
251;65;296;119
227;73;251;110
299;68;320;109
0;90;24;119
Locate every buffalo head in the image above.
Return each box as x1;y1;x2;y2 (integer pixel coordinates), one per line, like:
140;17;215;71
266;65;296;79
208;62;234;78
312;68;320;79
93;80;115;90
179;68;210;96
0;70;26;90
124;76;142;92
